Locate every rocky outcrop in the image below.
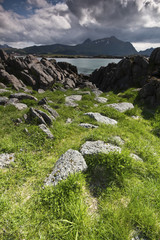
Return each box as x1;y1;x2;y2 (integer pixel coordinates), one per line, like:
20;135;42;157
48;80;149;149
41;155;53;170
0;50;94;91
90;56;149;91
139;48;160;106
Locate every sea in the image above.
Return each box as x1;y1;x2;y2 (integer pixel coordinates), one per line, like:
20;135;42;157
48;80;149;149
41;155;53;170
54;58;121;75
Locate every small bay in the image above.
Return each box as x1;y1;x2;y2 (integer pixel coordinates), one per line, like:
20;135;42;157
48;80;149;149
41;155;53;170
55;58;121;75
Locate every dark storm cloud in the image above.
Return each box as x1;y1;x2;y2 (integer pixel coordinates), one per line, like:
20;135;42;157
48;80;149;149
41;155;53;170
1;0;160;48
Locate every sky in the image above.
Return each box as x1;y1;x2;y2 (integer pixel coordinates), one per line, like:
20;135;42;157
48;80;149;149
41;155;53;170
0;0;160;51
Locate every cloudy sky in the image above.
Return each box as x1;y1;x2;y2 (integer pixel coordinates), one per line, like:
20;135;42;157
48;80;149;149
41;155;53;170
0;0;160;50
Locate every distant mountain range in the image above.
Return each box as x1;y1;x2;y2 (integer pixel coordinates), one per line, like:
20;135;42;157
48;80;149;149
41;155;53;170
2;37;157;57
0;44;12;49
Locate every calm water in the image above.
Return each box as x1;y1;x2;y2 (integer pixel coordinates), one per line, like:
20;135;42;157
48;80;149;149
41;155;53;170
55;58;121;75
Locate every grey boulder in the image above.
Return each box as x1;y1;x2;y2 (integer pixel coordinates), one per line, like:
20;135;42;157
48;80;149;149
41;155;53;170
0;96;9;105
84;112;117;125
107;102;134;112
10;93;38;101
80;140;121;155
45;149;87;186
65;95;82;107
79;123;98;129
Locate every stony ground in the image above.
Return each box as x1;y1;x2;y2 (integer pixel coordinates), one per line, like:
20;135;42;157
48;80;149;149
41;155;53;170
1;85;160;239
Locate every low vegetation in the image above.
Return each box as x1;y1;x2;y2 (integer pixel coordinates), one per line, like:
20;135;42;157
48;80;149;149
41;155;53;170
1;87;160;239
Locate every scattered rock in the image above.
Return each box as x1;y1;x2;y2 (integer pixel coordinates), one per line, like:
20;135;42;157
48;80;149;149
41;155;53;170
66;118;73;123
27;107;47;125
79;123;98;129
0;96;9;105
39;124;54;139
38;89;45;94
92;89;103;97
0;153;15;168
9;93;38;101
108;136;125;146
80;140;121;155
0;89;11;94
43;105;59;119
130;153;143;162
131;116;140;120
107;102;134;112
44;149;87;186
65;95;82;107
38;97;47;105
78;91;91;95
7;98;19;104
11;103;28;110
35;109;53;125
0;83;7;88
84;112;117;125
95;97;108;103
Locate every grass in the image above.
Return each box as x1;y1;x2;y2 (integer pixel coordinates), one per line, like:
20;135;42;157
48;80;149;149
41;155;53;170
1;87;160;239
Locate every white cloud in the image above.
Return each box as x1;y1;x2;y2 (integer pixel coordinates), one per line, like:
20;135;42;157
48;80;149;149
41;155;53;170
27;0;50;8
1;0;160;49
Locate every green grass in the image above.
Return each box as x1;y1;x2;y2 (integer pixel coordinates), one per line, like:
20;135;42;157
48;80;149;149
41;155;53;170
1;87;160;239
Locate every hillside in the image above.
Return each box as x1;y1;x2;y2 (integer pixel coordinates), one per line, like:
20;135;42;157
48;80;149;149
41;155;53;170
12;36;138;57
1;49;160;239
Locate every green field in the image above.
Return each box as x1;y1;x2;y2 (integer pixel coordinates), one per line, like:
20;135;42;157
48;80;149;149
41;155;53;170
1;87;160;239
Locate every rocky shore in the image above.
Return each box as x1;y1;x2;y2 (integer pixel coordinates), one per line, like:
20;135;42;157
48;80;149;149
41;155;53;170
1;48;160;106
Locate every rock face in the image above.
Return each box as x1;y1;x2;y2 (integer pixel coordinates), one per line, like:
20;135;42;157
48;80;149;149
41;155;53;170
80;141;121;155
84;112;117;125
107;102;134;112
45;149;87;186
0;153;15;168
90;56;149;91
0;50;94;91
139;48;160;106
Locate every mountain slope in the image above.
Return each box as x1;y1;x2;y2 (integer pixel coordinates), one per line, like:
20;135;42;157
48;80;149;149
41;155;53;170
19;36;137;56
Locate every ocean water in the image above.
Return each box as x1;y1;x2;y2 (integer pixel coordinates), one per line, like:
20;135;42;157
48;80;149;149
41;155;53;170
55;58;121;75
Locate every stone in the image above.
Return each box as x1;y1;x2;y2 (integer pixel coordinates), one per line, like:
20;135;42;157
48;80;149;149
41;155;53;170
9;93;38;101
11;103;28;110
0;153;15;168
130;153;143;162
0;83;6;88
84;112;117;125
28;107;47;125
43;105;59;119
65;95;82;107
39;124;54;139
108;136;125;146
35;109;53;126
38;97;47;105
92;89;103;97
66;118;73;123
79;123;98;129
7;98;19;104
0;89;11;94
44;149;87;186
95;97;108;103
78;91;91;95
131;116;140;120
107;102;134;112
80;140;121;155
38;89;45;94
0;70;26;91
0;96;8;105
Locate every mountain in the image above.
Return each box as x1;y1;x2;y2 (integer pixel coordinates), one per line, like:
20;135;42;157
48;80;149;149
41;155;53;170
139;47;154;57
0;44;12;49
17;36;137;56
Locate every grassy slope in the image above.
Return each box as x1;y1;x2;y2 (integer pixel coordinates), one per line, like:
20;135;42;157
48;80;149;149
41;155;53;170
1;88;160;239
